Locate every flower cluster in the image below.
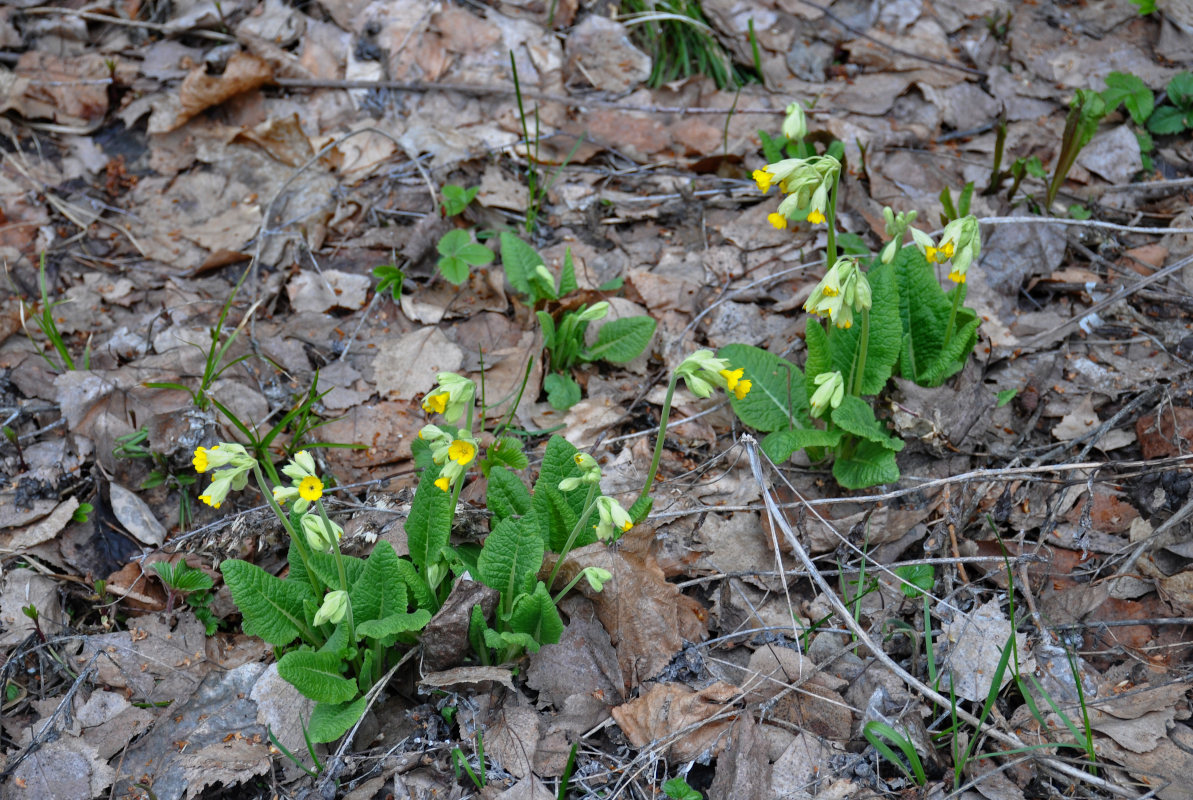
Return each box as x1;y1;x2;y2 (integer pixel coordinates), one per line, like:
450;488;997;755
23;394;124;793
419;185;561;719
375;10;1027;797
879;207;918;264
805;256;872;330
559;452;602;492
192;443;255;509
754;154;840;230
594;496;633;540
675;350;752;400
421;372;475;424
301;512;343;552
272;450;324;513
419;425;477;492
810;371;845;418
911;215;981;284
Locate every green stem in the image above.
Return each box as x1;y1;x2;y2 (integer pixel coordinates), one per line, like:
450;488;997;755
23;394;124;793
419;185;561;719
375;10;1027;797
850;307;871;397
253;464;321;597
546;482;600;592
633;373;679;516
941;281;963;351
825;173;840;267
317;499;358;665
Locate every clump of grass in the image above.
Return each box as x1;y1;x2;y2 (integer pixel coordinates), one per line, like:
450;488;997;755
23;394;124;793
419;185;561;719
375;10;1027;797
619;0;752;89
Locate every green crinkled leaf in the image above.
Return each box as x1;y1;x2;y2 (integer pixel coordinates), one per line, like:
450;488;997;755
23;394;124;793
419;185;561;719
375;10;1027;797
307;697;367;744
717;344;810;433
220;559;313;646
508;582;564;646
469;604;489;657
537;310;556;349
830;395;904;451
825;260;902;396
559;249;578;296
318;623;353;659
349;541;408;624
354;609;432;641
307;550;366;596
532;436;594;551
500;232;543;297
803;317;832;390
832;439;901;489
392;557;434;612
277;650;358;704
489;437;529;472
477;517;544;601
583;316;656;363
486;466;532;523
483;628;540;654
761;428;843;463
407;466;452;573
544;372;581;410
1102;71;1154;125
892;247;979;387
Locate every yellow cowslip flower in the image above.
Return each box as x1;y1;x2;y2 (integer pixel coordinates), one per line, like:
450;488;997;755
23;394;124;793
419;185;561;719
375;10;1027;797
767;212;787;230
193;447;211;473
313;590;348;626
807;209;826;225
719;368;752;399
948;267;966;284
447;439;476;466
925;241;954;264
422;392;448;415
435;476;450;492
299;475;323;502
199;493;220;509
753;169;776;193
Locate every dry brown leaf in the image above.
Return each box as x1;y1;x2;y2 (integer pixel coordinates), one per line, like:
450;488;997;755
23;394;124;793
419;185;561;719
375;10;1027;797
232;112;314;167
0;569;63;647
709;715;772;800
177;52;274;128
551;543;706;686
178;736;272;799
12;51;109;126
525;597;623;730
611;681;739;761
372;327;464;400
940;598;1034;703
483;700;541;779
421;579;500;671
0;497;78;554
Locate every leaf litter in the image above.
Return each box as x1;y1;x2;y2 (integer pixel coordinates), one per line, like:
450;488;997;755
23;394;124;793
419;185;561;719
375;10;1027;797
1;0;1193;798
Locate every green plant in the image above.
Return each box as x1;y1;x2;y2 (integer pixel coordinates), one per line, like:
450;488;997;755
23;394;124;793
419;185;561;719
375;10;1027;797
71;502;94;524
371;262;404;302
144;270;256;414
864;720;927;785
706;102;982;489
151;560;218;634
662;777;703;800
114;426;199;530
211;370;364;485
1099;71;1157;172
1046;89;1107;209
501;233;657;410
620;0;746;90
895;563;937;687
436;229;495;285
452;732;486;790
207;369;623;740
440;184;479;218
2;425;27;472
17;253;90;372
1147;72;1193;135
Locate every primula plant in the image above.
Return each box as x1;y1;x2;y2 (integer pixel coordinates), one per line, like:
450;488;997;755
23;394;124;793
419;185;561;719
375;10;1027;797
500;232;657;410
725;101;983;489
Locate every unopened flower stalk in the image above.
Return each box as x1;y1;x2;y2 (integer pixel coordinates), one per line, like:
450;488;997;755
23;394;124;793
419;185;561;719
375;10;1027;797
316;498;356;644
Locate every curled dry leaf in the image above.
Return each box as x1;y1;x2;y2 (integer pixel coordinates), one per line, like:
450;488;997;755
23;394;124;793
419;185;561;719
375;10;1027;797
176;52;273;128
611;681;740;761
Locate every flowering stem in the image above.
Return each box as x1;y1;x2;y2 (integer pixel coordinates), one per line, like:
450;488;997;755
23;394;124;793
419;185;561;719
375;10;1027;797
317;499;359;666
253;463;322;597
546;481;600;593
553;570;590;605
850;307;871;397
632;372;679;518
942;282;963;352
825;174;840;268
